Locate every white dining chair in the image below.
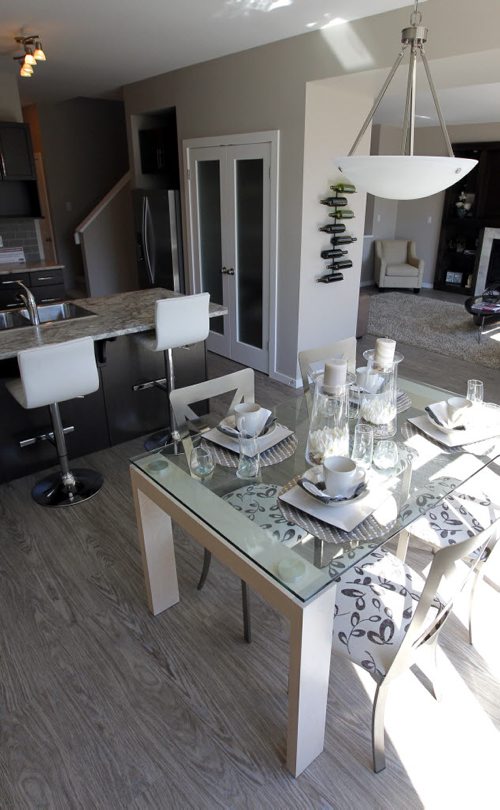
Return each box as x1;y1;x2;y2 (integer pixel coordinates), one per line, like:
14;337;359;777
332;516;500;772
298;337;357;394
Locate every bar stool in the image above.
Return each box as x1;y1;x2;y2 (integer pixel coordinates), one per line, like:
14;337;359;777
136;293;210;451
6;337;103;507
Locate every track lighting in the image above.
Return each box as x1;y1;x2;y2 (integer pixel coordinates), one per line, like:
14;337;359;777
13;34;47;78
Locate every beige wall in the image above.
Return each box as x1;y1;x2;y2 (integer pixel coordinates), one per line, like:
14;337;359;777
0;73;22;122
123;0;500;381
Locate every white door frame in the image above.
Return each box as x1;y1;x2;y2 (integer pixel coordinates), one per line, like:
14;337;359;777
184;131;279;379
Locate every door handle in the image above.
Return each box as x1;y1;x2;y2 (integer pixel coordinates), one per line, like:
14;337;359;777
221;267;235;276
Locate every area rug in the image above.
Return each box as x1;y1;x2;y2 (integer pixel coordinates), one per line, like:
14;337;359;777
367;292;500;369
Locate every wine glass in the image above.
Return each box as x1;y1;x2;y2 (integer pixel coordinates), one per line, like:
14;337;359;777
189;443;215;480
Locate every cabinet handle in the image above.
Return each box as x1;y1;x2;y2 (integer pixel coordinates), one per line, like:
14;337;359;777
0;152;6;176
39;297;59;303
1;279;18;285
36;276;54;281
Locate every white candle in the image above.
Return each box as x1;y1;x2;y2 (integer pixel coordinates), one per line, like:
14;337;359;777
374;338;396;368
324;359;347;391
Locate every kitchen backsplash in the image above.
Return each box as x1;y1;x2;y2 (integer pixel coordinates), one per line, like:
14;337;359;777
0;219;40;262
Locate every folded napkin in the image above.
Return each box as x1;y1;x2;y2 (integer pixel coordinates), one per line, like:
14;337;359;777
426;399;470;429
224;407;272;437
204;422;293;454
279;471;394;532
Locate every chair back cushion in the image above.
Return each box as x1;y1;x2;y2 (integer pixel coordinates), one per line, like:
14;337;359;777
380;240;408;264
17;337;99;409
155;293;210;351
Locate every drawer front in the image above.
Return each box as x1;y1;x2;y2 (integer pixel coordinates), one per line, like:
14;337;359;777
30;268;64;287
0;271;31;290
34;284;66;304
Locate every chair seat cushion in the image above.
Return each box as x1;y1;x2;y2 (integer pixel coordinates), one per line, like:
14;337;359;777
385;263;419;278
222;483;308;547
333;549;443;681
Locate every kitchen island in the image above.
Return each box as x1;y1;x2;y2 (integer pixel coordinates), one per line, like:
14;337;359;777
0;289;226;482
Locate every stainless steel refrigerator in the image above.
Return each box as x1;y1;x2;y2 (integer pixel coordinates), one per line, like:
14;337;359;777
133;189;184;292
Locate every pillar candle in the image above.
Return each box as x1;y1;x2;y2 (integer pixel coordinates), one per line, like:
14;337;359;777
324;359;347;392
374;338;396;368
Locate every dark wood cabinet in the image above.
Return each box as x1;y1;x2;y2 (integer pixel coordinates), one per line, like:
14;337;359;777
0;267;65;309
0;121;40;217
0;123;36;180
434;142;500;295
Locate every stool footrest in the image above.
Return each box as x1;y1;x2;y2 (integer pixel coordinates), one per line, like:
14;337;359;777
132;378;167;392
19;425;75;449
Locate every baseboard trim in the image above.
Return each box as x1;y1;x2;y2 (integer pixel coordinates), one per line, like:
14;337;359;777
269;370;302;389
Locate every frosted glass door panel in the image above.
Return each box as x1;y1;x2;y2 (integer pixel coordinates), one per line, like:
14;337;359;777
235;159;264;349
197;160;223;335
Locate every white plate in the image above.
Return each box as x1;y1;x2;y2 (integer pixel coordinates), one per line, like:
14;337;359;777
218;414;276;438
300;465;367;508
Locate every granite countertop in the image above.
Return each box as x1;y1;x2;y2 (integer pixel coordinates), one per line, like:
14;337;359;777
0;261;65;276
0;288;227;361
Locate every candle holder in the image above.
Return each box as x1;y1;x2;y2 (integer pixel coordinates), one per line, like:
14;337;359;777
305;374;350;465
359;348;404;438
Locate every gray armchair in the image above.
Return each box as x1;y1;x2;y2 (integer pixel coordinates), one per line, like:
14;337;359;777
374;239;424;292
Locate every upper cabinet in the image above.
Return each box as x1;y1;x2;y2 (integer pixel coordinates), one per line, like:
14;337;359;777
0;123;36;181
0;122;40;217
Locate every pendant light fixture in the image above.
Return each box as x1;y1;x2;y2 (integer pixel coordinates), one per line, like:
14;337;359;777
13;34;47;78
336;1;477;200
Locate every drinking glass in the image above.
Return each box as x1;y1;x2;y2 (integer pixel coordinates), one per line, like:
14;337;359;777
351;423;374;469
237;419;260;479
373;440;399;471
466;379;484;404
189;443;215;480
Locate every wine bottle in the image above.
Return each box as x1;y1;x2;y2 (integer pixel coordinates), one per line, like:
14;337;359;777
320;248;348;259
318;272;343;283
318;223;346;234
320;196;348;207
330;235;357;245
328;209;355;219
327;260;353;270
330;182;356;194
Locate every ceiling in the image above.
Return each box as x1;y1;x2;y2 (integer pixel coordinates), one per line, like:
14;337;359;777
0;0;420;105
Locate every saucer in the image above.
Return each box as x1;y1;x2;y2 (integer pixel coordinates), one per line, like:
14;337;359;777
299;465;367;508
217;414;276;439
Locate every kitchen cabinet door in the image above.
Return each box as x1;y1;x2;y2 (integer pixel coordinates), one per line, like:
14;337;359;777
0;123;36;180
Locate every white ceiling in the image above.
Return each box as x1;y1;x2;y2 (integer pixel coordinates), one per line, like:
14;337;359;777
0;0;419;105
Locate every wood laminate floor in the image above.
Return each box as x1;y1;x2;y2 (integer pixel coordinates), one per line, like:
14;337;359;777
1;343;499;809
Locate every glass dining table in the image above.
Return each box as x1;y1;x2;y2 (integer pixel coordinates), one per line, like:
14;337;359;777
129;377;500;777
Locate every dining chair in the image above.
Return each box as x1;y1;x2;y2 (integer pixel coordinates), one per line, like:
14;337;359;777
332;516;500;772
396;462;500;646
298;337;357;394
170;368;256;641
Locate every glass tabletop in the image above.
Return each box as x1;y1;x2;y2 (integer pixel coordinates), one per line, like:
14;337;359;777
131;378;500;603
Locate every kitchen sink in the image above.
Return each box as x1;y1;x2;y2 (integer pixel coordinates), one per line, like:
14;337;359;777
0;310;29;331
0;302;96;330
18;302;97;325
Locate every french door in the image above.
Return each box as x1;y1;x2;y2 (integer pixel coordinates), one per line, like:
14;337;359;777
186;140;272;373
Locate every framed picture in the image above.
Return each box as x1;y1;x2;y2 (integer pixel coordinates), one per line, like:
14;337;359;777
445;271;462;284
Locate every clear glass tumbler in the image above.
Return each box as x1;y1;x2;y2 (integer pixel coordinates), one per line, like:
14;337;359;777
466;379;484;404
373;440;399;471
237;434;260;479
351;423;374;469
189;443;215;480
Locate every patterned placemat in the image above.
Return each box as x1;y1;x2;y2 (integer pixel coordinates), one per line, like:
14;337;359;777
278;474;399;545
396;390;412;413
209;428;298;468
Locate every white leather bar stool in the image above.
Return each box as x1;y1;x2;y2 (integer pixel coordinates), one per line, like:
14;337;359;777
6;337;103;507
135;293;210;451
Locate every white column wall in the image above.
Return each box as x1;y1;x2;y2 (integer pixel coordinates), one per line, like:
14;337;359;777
296;80;371;364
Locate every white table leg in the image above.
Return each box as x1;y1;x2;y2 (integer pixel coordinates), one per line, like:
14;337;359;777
286;584;336;776
132;481;180;616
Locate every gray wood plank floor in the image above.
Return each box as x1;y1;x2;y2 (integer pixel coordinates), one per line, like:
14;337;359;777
1;337;499;809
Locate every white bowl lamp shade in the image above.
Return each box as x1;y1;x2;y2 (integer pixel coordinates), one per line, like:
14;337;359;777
335;155;478;200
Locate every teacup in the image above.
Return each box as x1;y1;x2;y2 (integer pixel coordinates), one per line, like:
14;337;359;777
234;403;265;436
323;456;360;498
446;396;472;425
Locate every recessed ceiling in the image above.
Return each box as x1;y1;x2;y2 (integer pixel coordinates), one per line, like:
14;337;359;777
0;0;420;104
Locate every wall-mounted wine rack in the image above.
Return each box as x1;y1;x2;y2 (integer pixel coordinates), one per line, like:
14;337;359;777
317;182;356;283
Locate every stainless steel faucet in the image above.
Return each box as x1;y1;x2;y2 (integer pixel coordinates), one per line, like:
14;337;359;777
16;281;40;326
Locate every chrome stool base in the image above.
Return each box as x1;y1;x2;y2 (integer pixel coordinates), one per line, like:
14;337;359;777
32;468;103;507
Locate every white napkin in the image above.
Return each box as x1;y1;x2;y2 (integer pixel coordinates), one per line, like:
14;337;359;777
409;407;500;448
279;472;394;532
204;422;293;453
427;400;469;428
